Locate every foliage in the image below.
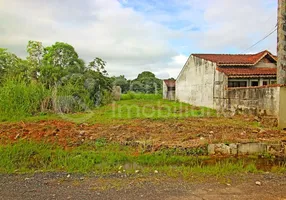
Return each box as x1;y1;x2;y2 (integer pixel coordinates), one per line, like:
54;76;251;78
26;41;44;80
112;75;130;93
112;71;163;94
88;57;108;76
42;42;85;74
0;80;49;121
0;41;112;118
131;71;162;94
0;141;278;176
0;48;28;83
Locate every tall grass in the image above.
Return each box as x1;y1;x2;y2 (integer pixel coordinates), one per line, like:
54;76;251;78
0;141;280;176
0;80;49;121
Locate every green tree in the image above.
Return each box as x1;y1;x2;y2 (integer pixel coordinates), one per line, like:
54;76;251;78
131;71;162;94
0;48;28;83
43;42;85;74
112;75;130;93
26;41;44;80
88;57;108;76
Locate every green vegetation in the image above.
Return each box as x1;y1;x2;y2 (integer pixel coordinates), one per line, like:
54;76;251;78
1;141;283;176
0;80;49;121
0;93;216;123
112;71;163;94
121;92;162;100
0;41;166;122
0;41;113;121
36;97;216;124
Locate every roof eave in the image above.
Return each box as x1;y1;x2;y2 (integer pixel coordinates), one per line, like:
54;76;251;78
227;75;277;78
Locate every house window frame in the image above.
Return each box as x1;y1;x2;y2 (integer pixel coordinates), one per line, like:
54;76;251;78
250;80;259;87
262;80;269;86
228;80;248;88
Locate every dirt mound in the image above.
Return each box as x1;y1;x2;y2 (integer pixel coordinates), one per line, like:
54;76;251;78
0;117;285;149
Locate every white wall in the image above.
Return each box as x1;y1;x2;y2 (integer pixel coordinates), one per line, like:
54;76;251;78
162;81;167;99
176;55;216;108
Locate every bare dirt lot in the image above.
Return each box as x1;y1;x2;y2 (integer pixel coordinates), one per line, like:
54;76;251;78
0;117;285;149
0;173;285;200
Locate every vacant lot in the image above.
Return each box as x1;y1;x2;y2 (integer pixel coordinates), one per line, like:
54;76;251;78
0;99;285;149
0;97;285;176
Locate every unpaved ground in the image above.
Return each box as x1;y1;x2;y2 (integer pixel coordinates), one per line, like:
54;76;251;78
0;173;285;200
0;117;285;149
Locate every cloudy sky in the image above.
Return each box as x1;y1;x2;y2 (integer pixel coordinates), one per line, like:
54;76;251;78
0;0;277;79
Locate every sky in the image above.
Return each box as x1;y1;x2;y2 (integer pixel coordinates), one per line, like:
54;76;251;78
0;0;278;79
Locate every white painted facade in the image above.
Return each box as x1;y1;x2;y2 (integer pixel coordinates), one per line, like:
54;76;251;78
176;53;277;109
176;55;216;108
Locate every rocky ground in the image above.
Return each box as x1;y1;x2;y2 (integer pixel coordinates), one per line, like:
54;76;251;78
0;117;285;149
0;173;285;200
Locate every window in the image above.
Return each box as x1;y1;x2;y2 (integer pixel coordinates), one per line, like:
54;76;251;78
263;81;268;86
251;81;259;86
228;81;247;88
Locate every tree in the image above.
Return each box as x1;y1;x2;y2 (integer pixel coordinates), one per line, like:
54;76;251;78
88;57;108;76
0;48;28;83
43;42;85;74
112;75;130;93
26;41;44;80
39;42;86;87
132;71;162;94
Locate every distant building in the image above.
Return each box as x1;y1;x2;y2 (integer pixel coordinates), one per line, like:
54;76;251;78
175;50;277;108
163;79;176;100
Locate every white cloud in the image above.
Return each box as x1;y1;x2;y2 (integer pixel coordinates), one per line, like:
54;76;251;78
193;0;277;53
0;0;278;80
0;0;180;79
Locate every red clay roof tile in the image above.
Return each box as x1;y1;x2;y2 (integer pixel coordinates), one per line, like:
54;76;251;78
192;50;277;66
217;67;277;76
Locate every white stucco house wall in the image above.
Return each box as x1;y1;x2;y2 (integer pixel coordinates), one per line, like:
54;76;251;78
163;79;176;100
175;50;277;109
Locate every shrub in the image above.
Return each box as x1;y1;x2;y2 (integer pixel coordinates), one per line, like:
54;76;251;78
0;80;49;121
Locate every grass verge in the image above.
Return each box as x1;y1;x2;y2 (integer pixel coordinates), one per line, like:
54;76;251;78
1;141;285;176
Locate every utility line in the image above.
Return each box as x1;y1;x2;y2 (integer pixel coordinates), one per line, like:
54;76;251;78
241;26;277;53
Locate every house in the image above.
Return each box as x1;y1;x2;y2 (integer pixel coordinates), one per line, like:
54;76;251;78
163;79;176;100
175;50;277;109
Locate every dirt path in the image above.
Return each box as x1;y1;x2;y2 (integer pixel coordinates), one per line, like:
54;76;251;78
0;173;285;200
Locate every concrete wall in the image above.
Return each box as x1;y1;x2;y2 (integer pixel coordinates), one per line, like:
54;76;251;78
176;56;216;108
279;87;286;129
163;81;176;100
216;86;280;116
162;81;167;99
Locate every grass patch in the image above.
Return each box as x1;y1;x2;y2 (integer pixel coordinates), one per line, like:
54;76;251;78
61;98;217;123
121;92;162;100
0;141;284;177
0;93;216;124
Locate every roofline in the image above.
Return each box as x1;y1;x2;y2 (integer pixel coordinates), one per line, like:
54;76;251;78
228;75;276;78
191;50;277;66
176;54;217;80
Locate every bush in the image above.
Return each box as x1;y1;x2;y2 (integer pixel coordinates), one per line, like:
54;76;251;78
0;80;49;121
53;82;93;113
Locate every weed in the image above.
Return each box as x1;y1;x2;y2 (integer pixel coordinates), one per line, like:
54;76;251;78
0;141;283;177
